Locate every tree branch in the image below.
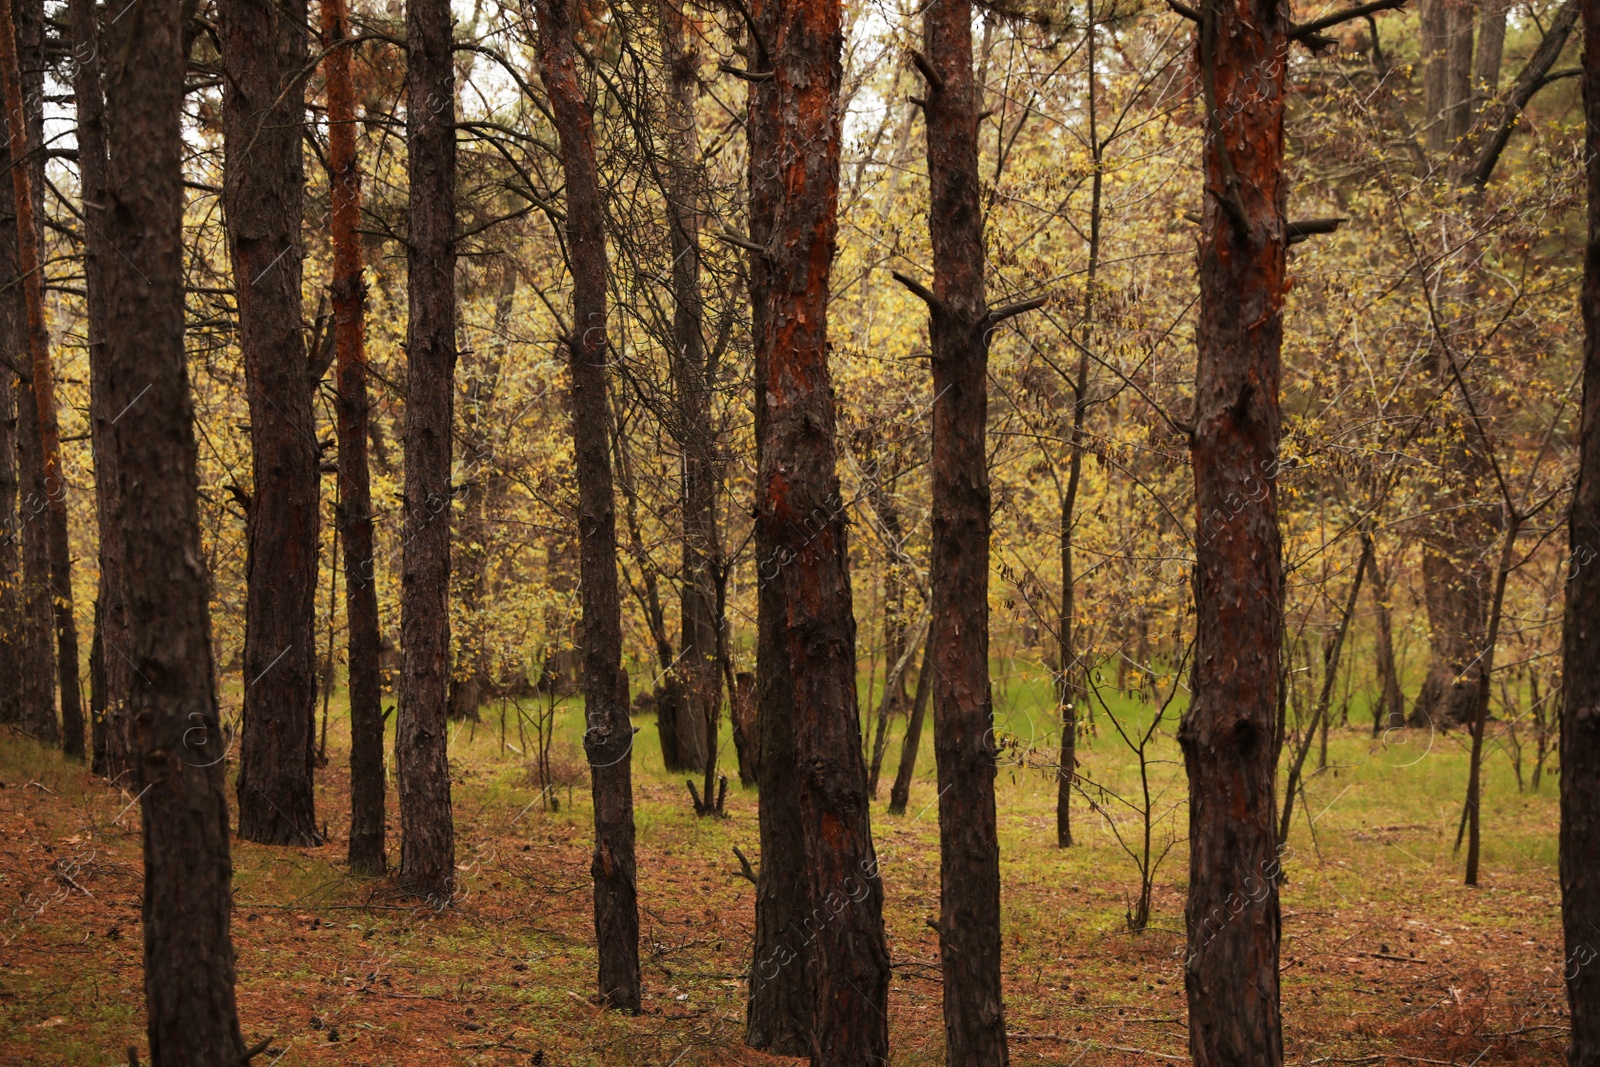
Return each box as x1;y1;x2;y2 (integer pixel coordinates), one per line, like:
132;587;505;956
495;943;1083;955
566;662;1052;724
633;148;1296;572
909;49;944;92
1289;0;1408;47
891;269;941;311
1466;0;1580;187
987;295;1049;325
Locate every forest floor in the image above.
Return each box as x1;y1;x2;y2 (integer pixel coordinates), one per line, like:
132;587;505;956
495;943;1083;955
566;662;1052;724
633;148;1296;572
0;667;1575;1066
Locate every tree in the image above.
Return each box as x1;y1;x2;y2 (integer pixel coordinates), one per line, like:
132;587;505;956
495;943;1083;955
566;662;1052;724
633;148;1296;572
900;0;1044;1055
0;0;83;758
534;0;642;1011
0;75;24;731
70;0;134;782
103;0;248;1051
1563;0;1600;1059
220;0;323;846
322;0;386;875
398;0;457;902
744;0;892;1054
1176;0;1293;1058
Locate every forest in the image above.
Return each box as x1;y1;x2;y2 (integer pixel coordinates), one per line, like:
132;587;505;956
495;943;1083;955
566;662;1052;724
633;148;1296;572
1;0;1598;1060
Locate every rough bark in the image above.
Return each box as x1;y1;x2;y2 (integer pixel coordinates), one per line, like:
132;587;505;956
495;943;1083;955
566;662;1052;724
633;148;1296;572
12;285;53;743
1564;0;1600;1050
71;0;132;781
399;0;457;902
1;0;82;757
744;0;810;1049
745;0;891;1053
659;0;720;782
888;625;934;816
323;0;385;876
914;0;1010;1058
220;0;321;844
535;0;642;1010
104;0;248;1052
1179;0;1287;1061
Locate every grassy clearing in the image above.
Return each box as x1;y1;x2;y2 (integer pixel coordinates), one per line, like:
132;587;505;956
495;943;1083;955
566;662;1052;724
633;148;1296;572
0;661;1571;1065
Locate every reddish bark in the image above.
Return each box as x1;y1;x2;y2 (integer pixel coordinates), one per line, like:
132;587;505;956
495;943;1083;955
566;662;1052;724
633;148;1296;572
0;0;84;759
398;0;457;902
1178;0;1287;1063
746;0;891;1054
534;0;642;1010
322;0;386;875
103;0;247;1052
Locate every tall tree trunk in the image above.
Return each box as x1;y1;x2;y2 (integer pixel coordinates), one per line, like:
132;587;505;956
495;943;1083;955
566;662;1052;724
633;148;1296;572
104;0;248;1052
745;0;891;1053
888;623;935;816
448;263;515;723
909;1;1021;1059
398;0;457;902
1460;507;1518;885
659;0;719;782
1179;0;1286;1061
1563;0;1600;1048
1057;0;1103;850
535;0;642;1011
11;254;53;742
323;0;386;876
220;0;321;844
1;0;83;758
745;2;809;1052
71;0;132;781
0;106;23;730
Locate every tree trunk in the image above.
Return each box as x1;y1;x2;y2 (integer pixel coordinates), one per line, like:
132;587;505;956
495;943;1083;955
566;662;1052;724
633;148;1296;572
448;263;516;723
12;283;54;744
70;0;132;781
730;669;758;786
1563;2;1600;1055
658;0;721;787
888;624;935;816
0;97;24;730
1367;534;1405;734
1056;2;1102;850
1473;0;1507;107
1179;0;1286;1061
398;0;457;903
220;0;321;845
104;0;248;1052
1421;0;1474;153
913;0;1012;1058
535;0;642;1010
1411;506;1492;729
745;0;891;1052
1460;507;1518;885
745;2;808;1053
323;0;385;876
1;0;83;759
